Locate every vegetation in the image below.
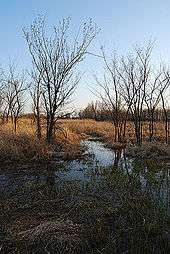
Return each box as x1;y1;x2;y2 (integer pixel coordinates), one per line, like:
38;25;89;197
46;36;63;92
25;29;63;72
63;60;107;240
23;16;98;144
0;118;169;163
0;156;169;253
0;14;169;254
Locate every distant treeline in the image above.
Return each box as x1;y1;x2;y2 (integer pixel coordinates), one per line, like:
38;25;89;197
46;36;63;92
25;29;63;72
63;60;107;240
79;101;170;122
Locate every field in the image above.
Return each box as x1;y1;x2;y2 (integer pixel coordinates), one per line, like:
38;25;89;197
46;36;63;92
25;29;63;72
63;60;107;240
0;118;169;253
0;118;169;163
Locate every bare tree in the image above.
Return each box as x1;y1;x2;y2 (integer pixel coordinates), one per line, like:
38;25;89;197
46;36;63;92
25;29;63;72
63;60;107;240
2;64;28;132
95;49;135;143
30;66;43;139
145;67;169;142
23;16;98;143
119;43;153;145
79;101;99;120
0;84;4;122
159;72;170;144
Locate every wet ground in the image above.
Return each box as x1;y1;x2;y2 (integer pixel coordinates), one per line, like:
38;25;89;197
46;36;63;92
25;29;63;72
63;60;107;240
0;139;169;253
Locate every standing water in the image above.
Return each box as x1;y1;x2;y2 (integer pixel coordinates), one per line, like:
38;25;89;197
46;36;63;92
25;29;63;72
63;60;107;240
0;138;169;213
0;138;169;254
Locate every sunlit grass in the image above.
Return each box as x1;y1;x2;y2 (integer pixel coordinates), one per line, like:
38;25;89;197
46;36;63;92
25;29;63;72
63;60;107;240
0;117;168;162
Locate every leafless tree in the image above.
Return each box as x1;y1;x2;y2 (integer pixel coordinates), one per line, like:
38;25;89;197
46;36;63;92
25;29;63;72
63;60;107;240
2;64;28;132
119;43;153;145
93;42;170;145
95;49;134;143
30;66;43;139
23;16;98;143
0;85;4;121
145;67;170;142
79;101;99;120
159;72;170;144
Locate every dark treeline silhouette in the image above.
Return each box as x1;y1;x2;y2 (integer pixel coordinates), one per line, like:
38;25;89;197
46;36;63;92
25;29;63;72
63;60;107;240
79;100;170;144
79;101;170;123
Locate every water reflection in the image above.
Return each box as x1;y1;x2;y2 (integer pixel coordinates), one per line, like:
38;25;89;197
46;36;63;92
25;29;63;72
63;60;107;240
0;140;169;214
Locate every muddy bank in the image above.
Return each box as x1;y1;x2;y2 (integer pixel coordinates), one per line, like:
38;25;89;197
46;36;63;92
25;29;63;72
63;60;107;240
126;143;170;161
0;139;169;253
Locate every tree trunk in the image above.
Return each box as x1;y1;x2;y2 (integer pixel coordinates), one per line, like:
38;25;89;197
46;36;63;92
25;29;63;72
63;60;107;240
14;117;17;133
36;108;41;140
46;115;55;144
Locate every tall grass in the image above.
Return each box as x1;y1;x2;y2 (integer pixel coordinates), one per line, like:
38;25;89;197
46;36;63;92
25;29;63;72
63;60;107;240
1;161;169;253
0;118;168;162
0;118;83;162
59;119;167;144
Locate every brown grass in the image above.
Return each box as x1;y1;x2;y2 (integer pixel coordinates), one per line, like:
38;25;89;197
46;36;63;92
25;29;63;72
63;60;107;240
0;129;52;162
0;118;168;162
59;119;167;144
0;118;83;162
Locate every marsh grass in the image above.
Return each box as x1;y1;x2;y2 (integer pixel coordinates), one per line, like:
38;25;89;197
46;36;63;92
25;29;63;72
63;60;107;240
59;119;168;145
0;130;52;161
0;118;169;253
1;158;169;254
0;118;169;162
0;118;83;162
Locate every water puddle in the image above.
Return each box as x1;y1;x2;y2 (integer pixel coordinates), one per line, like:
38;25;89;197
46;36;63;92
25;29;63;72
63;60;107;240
0;139;169;214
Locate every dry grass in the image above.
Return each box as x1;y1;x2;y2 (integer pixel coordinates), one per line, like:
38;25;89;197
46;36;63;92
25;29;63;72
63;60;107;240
58;119;115;141
126;142;170;159
0;118;168;162
1;162;169;253
18;219;82;243
59;119;167;144
0;118;83;162
0;129;52;162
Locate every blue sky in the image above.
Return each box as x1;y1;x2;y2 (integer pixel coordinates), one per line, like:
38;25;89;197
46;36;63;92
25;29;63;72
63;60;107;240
0;0;170;109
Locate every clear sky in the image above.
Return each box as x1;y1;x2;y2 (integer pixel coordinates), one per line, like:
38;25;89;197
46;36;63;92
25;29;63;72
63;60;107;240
0;0;170;110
